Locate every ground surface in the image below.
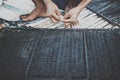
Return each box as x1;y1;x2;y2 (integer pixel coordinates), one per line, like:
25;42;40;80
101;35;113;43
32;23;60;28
0;28;120;80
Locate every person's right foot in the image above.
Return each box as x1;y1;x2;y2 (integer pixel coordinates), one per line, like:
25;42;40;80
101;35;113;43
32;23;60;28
0;24;3;30
21;5;47;21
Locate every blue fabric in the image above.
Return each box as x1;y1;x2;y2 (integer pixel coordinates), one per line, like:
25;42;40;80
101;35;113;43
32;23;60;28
52;0;69;10
52;0;81;10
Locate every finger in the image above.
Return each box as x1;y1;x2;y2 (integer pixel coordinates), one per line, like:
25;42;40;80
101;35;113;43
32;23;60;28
77;20;79;25
49;16;58;23
74;21;78;26
64;13;70;19
65;25;70;29
74;20;79;25
74;22;78;26
49;16;55;22
76;22;79;27
64;22;70;27
72;23;76;27
67;25;71;29
55;10;61;16
64;23;68;28
51;13;60;20
59;15;64;21
70;24;73;28
61;19;75;23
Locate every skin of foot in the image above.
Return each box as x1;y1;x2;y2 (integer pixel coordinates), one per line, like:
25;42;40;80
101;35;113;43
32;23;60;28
21;0;47;21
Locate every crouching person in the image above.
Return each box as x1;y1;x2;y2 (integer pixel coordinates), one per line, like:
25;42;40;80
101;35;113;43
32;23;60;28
20;0;92;26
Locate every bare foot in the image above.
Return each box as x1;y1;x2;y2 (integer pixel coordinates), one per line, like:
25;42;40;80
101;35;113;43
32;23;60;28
21;5;47;21
0;24;3;30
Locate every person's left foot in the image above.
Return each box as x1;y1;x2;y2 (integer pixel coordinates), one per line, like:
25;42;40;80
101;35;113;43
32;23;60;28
0;24;3;30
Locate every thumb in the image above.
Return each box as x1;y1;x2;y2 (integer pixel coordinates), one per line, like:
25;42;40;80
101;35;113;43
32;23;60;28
64;13;70;19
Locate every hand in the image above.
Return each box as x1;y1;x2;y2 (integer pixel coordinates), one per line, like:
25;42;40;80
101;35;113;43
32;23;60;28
61;7;80;27
44;0;61;23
